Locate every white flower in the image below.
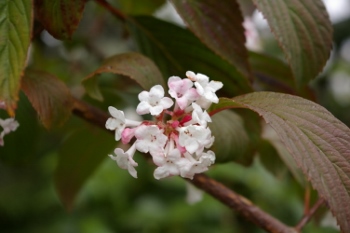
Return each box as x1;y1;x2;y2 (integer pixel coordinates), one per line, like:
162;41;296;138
153;140;181;179
0;118;19;147
0;118;19;134
186;71;223;109
168;76;198;110
185;102;211;127
106;106;141;141
135;125;168;156
200;150;216;166
178;125;213;155
109;144;138;178
177;152;209;179
136;85;174;116
178;151;215;179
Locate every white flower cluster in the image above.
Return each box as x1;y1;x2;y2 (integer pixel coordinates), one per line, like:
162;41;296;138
106;71;223;179
0;102;19;146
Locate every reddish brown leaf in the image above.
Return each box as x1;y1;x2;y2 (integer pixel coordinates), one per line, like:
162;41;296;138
210;93;350;232
252;0;333;88
35;0;86;40
21;70;74;128
170;0;252;81
83;52;165;101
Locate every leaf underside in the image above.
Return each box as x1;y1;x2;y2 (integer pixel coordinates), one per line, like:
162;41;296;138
0;0;32;115
211;92;350;232
252;0;333;88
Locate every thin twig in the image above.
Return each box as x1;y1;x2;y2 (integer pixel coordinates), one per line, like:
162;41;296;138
189;174;297;233
71;98;297;233
294;198;326;232
303;183;311;214
94;0;126;22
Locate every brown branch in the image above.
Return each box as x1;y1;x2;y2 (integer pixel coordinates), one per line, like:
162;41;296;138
294;198;326;232
71;98;297;233
189;174;297;233
94;0;126;22
72;97;109;129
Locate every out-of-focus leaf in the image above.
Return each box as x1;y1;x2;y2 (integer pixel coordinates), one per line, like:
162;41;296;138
170;0;252;81
0;0;32;116
258;139;287;178
117;0;165;15
249;52;295;94
34;0;86;40
262;124;306;185
236;0;255;16
211;93;350;232
252;0;332;88
127;16;252;97
82;52;165;101
54;122;116;210
210;110;251;165
21;70;74;128
0;93;41;163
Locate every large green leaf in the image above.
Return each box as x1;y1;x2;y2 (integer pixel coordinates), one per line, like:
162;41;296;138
0;0;32;115
0;93;41;163
170;0;252;81
34;0;86;40
82;52;165;101
54;119;116;210
252;0;332;88
211;93;350;232
210;110;252;165
249;52;295;94
21;70;74;128
127;16;252;97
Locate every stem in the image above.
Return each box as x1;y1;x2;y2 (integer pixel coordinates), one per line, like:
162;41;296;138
72;97;109;129
294;198;325;232
94;0;126;22
189;174;297;233
303;183;311;214
71;98;297;233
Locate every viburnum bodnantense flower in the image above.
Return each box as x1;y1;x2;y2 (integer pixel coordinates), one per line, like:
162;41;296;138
106;71;222;179
0;102;20;146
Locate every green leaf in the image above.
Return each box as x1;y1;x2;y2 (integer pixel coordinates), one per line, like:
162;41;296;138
34;0;86;40
117;0;165;15
21;70;74;128
211;93;350;232
210;110;254;165
170;0;252;80
261;127;305;185
257;139;287;178
0;93;41;163
252;0;333;88
82;52;165;101
54;120;116;210
0;0;32;115
127;16;252;97
249;52;295;94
